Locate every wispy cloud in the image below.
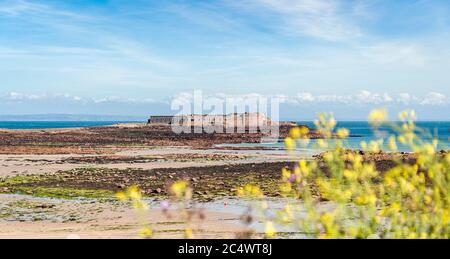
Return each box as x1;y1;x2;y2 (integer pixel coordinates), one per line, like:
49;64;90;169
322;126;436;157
0;0;91;20
0;0;51;16
0;1;449;119
420;92;447;105
232;0;363;42
0;1;184;93
0;0;175;66
0;46;113;58
167;2;242;32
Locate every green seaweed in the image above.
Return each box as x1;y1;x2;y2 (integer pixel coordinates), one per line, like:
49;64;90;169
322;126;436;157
4;186;114;199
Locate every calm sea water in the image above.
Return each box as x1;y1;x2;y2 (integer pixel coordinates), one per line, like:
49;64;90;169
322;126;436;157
2;121;449;151
0;121;141;129
219;121;450;152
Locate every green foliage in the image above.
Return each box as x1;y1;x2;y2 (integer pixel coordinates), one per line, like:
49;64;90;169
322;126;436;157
260;109;449;239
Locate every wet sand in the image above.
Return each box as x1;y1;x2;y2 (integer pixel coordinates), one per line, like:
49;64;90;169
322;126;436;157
0;194;251;239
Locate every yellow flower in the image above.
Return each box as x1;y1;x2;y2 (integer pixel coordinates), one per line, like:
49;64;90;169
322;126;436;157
390;202;400;211
398;111;408;121
279;182;292;194
289;127;301;139
347;226;358;237
360;141;367;150
442;210;449;225
368;109;387;124
299;126;309;136
343;170;356;180
127;186;142;200
115;191;127;201
184;228;194;239
171;180;188;198
320;212;334;227
298;160;310;177
317;139;327;148
284;137;295;150
252;187;263;197
237;184;263;198
138;226;153;238
367;194;377;205
281;167;291;181
368;140;381;153
264;221;276;239
355;194;377;205
336;128;349;139
424;195;432;205
407;233;418;239
399;110;416;122
422;144;435;155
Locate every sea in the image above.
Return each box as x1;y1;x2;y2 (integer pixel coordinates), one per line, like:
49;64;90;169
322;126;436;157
0;121;142;129
0;121;448;151
218;121;450;152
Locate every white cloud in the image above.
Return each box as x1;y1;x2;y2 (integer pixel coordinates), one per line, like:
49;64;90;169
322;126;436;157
396;93;419;105
355;90;393;104
169;90;448;106
420;92;447;105
315;94;350;104
297;92;315;102
2;92;42;101
0;92;159;105
93;96;157;104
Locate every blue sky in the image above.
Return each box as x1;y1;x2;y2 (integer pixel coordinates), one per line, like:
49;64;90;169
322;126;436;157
0;0;449;120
